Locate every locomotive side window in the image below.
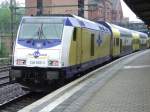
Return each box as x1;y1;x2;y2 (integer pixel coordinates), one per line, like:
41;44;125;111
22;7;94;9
91;33;95;56
116;38;119;46
73;28;77;41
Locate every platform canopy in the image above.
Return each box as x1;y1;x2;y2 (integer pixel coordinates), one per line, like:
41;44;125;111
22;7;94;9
124;0;150;26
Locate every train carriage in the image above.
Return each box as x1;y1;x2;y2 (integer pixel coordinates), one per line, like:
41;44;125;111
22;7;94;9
132;32;140;51
110;24;133;56
138;32;148;49
147;37;150;48
99;21;148;56
96;21;121;57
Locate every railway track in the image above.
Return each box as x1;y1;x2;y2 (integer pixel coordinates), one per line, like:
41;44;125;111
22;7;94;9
0;83;29;106
0;84;48;112
0;92;47;112
0;65;31;109
0;64;47;111
0;65;11;87
0;65;11;72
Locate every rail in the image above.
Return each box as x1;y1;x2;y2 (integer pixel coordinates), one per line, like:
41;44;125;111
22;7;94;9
0;57;11;86
0;83;30;107
0;65;10;87
0;58;11;66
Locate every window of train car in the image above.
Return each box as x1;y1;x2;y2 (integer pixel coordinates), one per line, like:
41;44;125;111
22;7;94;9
73;28;77;41
18;18;64;40
116;38;120;46
91;33;95;56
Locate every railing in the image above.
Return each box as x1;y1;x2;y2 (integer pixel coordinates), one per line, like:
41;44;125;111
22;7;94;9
0;58;11;66
0;58;11;86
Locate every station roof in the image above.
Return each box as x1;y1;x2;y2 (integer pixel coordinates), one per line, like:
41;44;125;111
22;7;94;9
124;0;150;26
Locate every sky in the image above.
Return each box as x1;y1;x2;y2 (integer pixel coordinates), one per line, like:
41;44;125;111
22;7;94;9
0;0;142;22
120;0;142;22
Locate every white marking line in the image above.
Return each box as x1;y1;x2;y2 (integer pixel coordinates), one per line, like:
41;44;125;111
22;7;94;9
124;65;150;69
39;83;86;112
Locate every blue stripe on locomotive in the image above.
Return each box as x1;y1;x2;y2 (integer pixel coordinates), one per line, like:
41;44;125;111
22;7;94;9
17;39;61;49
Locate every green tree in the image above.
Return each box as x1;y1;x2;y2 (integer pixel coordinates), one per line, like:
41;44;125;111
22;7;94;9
0;42;9;57
0;0;22;34
0;8;11;33
0;0;11;34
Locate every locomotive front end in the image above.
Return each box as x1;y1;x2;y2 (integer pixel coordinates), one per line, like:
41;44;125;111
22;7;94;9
10;17;66;90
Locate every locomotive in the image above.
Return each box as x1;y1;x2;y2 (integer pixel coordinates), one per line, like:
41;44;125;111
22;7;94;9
10;15;149;90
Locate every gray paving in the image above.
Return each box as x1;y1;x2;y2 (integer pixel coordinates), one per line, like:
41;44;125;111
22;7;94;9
50;50;150;112
79;52;150;112
79;69;150;112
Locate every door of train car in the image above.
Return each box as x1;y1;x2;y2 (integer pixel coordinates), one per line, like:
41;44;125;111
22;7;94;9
80;28;95;64
76;28;82;65
111;28;121;57
120;39;123;52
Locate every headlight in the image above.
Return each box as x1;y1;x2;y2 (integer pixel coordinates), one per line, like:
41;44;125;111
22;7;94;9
16;59;26;65
48;60;59;66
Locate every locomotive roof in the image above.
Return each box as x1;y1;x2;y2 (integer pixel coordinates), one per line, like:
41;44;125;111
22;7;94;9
98;21;148;38
21;15;110;32
138;32;148;38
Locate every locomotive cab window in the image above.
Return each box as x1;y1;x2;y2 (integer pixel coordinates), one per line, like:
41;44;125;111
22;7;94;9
19;18;64;40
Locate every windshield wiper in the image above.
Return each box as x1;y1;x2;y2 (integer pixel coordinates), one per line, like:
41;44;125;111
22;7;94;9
37;23;46;40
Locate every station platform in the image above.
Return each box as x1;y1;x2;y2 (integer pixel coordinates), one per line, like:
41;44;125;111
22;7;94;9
19;50;150;112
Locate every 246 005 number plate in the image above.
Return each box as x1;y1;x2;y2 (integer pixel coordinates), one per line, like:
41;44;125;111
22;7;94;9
29;59;46;65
